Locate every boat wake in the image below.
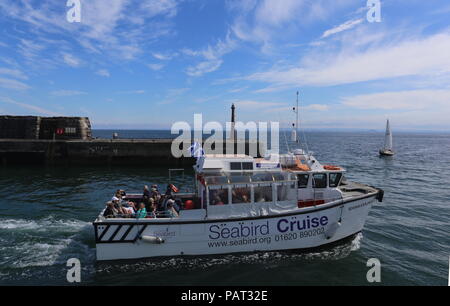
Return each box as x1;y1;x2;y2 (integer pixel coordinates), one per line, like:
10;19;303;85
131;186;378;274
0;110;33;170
0;216;95;282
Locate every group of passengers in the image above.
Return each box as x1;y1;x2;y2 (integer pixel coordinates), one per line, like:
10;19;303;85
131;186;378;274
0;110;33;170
103;184;183;219
209;187;273;205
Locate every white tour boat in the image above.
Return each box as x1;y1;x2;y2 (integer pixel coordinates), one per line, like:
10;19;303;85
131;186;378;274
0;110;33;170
93;150;384;261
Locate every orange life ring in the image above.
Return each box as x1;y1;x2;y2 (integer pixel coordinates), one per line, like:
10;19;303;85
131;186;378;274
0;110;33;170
323;165;341;171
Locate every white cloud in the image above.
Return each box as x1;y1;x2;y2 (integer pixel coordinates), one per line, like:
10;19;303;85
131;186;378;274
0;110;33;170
0;0;181;65
0;78;30;90
96;69;110;77
185;34;237;77
342;90;450;110
117;90;146;94
230;0;359;48
244;31;450;88
321;18;363;39
0;68;28;80
148;63;164;71
50;90;87;96
0;96;62;116
152;52;174;60
233;100;286;109
18;39;45;59
254;0;304;27
304;104;329;111
62;53;81;67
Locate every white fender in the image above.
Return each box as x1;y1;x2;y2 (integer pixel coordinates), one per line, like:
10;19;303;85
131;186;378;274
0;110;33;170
325;221;341;239
141;235;165;244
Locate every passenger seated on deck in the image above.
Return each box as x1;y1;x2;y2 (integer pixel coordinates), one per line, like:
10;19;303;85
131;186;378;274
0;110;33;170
165;201;179;218
165;184;174;197
212;195;224;205
104;202;119;218
145;197;155;211
136;203;147;219
111;195;128;215
174;198;182;212
162;198;176;211
147;203;157;218
143;185;151;203
123;201;136;215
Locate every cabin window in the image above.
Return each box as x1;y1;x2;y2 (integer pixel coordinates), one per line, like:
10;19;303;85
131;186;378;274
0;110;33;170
209;188;229;205
242;162;254;170
232;186;251;204
297;174;309;188
230;162;241;170
230;162;254;170
276;184;288;201
329;173;342;187
254;185;273;203
312;173;327;188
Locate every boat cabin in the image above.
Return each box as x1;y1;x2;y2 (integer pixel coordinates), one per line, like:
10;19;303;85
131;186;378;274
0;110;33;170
98;152;347;221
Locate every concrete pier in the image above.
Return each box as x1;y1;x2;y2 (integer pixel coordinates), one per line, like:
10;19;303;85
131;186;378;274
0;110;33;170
0;110;266;166
0;138;265;166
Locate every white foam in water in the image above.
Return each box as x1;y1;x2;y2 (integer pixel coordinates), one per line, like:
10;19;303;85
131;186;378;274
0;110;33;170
0;217;93;269
350;233;363;251
0;216;89;232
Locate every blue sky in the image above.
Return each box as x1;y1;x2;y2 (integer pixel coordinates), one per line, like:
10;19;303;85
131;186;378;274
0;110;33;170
0;0;450;130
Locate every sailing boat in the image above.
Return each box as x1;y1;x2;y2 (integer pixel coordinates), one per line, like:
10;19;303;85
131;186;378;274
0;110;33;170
379;119;394;156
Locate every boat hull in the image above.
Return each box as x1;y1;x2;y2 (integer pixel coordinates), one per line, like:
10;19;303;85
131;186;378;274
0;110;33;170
379;149;394;156
94;194;378;261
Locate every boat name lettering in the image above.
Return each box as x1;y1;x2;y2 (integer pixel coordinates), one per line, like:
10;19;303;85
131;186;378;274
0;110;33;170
277;216;328;233
209;222;269;240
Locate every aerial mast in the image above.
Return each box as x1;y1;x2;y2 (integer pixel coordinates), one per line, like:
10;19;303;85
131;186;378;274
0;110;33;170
291;91;299;144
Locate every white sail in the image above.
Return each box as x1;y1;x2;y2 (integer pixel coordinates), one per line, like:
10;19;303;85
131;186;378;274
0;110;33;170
384;119;393;150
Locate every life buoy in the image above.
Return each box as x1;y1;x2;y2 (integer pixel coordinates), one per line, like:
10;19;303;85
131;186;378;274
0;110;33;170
324;165;341;171
184;200;194;210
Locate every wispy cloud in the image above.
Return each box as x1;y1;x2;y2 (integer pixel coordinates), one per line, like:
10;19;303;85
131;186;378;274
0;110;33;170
229;0;358;50
0;96;62;116
232;100;286;109
184;34;237;76
0;78;30;90
342;89;450;110
117;90;146;94
244;31;450;88
96;69;110;77
0;0;181;66
148;63;165;71
321;18;363;39
62;53;81;67
152;52;176;60
50;90;87;97
0;68;28;80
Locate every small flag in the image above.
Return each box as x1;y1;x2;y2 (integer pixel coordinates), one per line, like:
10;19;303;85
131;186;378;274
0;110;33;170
188;142;205;158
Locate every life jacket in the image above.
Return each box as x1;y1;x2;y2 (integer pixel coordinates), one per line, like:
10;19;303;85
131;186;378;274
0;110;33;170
170;184;179;193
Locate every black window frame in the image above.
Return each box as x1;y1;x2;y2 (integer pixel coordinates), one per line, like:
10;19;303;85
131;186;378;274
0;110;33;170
230;162;242;170
242;162;254;170
297;174;309;188
312;173;327;188
329;173;342;187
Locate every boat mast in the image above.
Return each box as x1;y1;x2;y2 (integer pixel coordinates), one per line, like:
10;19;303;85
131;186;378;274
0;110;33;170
296;91;299;145
292;91;299;145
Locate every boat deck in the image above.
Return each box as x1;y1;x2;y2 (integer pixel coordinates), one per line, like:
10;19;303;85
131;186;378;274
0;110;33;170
339;181;378;199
